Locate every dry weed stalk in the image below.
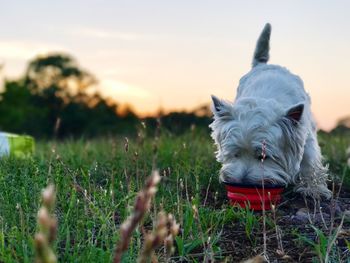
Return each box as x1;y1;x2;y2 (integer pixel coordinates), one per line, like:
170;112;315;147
270;195;282;252
203;175;213;207
152;118;161;170
325;214;346;263
164;214;180;261
138;212;179;263
113;170;161;263
269;196;292;260
34;184;57;263
124;137;131;192
260;141;268;260
192;204;215;262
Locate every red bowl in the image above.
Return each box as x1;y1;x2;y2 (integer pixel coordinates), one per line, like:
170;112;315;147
223;182;285;211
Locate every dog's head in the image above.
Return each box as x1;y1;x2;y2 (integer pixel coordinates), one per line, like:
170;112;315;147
210;24;307;186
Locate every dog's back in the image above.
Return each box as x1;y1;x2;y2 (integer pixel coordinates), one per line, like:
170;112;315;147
236;23;309;109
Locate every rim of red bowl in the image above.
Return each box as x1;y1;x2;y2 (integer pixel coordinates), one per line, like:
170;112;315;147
222;180;285;189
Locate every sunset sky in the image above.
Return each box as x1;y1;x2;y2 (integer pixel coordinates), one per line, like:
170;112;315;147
1;0;349;130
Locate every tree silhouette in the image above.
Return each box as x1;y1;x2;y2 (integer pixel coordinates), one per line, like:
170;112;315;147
24;53;96;102
338;116;350;128
0;52;212;138
0;80;49;137
20;53;98;135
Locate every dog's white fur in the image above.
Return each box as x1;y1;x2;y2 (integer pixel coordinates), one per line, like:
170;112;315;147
210;24;331;199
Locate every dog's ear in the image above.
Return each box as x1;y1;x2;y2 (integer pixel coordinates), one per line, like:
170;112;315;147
252;23;271;67
286;104;304;123
211;95;233;118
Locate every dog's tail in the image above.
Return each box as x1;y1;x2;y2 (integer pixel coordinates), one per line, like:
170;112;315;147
252;23;271;67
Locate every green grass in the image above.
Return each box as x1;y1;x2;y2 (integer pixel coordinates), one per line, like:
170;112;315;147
0;129;349;262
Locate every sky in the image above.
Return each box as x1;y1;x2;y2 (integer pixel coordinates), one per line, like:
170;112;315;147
0;0;349;131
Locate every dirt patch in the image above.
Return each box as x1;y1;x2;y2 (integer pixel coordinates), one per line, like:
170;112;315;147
218;190;350;262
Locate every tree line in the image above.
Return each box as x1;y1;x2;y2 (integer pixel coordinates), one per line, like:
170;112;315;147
0;53;212;138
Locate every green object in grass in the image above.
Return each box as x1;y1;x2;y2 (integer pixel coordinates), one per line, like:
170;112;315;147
0;132;35;157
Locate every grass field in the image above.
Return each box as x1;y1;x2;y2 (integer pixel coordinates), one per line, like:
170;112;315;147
0;127;350;262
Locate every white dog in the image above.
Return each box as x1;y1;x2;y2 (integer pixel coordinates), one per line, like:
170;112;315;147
210;23;331;199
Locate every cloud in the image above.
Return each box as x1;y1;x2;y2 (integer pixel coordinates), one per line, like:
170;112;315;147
0;40;67;60
70;27;144;41
99;79;151;99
